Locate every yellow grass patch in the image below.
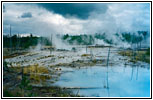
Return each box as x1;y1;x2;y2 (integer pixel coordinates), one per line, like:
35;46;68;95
119;50;150;63
23;64;51;83
23;64;49;74
81;54;91;57
30;74;51;82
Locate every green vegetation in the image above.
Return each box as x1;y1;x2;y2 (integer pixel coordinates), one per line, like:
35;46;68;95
94;33;113;44
62;31;148;45
62;34;94;45
62;33;113;45
3;34;52;49
146;48;150;55
4;31;149;49
121;32;143;44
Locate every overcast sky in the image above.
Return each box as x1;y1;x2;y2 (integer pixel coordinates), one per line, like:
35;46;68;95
3;3;150;37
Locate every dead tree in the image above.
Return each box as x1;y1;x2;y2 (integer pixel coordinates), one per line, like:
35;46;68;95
131;33;136;62
123;45;127;65
9;25;12;54
16;33;20;52
50;34;52;54
106;45;111;88
86;45;87;53
106;44;111;97
18;33;21;51
90;48;93;61
41;36;42;50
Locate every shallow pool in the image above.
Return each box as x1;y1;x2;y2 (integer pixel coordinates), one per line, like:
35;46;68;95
53;63;150;97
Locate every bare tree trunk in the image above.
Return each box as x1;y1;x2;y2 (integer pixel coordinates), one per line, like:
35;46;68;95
131;33;135;62
86;45;87;53
140;41;141;49
18;33;20;51
50;34;52;55
76;89;80;96
106;45;111;88
90;48;93;61
106;45;111;97
41;36;42;50
123;45;126;65
9;25;12;54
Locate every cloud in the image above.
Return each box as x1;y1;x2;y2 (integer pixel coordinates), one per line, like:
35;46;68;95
94;3;149;32
20;12;32;18
3;3;150;38
37;3;108;19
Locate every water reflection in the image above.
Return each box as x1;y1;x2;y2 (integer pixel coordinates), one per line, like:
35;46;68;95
53;64;150;97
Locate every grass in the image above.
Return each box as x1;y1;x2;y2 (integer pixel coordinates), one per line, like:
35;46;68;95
81;54;91;57
5;64;51;84
23;64;51;83
23;64;49;74
3;86;23;97
30;74;51;83
118;49;150;63
3;52;28;59
3;63;80;97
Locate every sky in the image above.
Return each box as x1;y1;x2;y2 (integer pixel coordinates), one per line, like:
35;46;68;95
3;3;150;37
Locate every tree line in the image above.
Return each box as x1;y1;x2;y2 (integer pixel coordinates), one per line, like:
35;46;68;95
3;34;51;49
3;31;149;49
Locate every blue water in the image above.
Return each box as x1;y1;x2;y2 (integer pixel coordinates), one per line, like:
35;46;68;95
53;64;150;97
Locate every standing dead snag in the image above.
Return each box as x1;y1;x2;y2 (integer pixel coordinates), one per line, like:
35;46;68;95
106;44;111;97
106;45;111;88
17;33;20;52
20;66;25;96
50;34;52;55
86;45;87;53
9;25;12;54
90;47;93;61
123;45;126;63
41;36;42;50
76;89;80;96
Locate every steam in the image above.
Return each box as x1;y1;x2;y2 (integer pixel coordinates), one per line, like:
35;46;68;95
3;3;150;48
34;43;42;51
51;34;72;50
95;39;109;46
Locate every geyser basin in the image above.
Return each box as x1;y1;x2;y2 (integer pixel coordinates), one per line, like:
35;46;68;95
53;64;150;97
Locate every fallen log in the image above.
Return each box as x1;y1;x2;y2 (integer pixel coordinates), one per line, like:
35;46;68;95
32;85;104;89
62;87;103;89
